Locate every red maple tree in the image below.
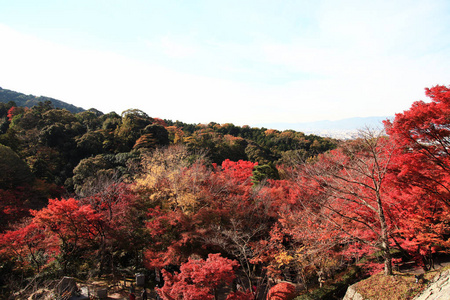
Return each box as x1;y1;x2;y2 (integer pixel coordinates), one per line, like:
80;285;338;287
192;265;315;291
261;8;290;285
157;253;250;300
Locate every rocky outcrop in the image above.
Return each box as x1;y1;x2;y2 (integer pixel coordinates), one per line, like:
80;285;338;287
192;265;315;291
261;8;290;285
413;270;450;300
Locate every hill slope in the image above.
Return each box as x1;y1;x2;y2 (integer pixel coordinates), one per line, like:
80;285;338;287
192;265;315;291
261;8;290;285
0;87;85;113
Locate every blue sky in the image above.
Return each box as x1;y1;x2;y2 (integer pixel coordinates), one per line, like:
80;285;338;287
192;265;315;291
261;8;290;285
0;0;449;128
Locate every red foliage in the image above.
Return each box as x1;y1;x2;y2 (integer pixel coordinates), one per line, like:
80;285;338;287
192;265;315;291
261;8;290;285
153;118;168;127
32;198;103;251
385;85;450;265
266;282;296;300
1;183;143;275
144;159;263;269
0;220;59;272
157;253;242;300
220;159;257;184
81;183;136;230
0;220;60;272
143;159;300;294
385;85;450;207
0;189;28;230
7;106;20;121
301;139;396;258
144;206;201;268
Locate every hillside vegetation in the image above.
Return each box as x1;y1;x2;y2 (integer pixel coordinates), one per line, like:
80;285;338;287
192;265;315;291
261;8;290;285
1;85;450;300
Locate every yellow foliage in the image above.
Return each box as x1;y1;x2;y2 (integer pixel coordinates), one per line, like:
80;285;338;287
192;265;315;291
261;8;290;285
274;251;294;268
134;145;208;214
166;126;184;144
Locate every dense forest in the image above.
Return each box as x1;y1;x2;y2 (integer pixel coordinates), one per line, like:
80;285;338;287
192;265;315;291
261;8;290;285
0;85;449;299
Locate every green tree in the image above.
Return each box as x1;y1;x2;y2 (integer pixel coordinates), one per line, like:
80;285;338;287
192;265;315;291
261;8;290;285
245;142;274;164
251;162;279;184
142;124;169;146
0;144;34;189
76;110;102;131
116;109;153;150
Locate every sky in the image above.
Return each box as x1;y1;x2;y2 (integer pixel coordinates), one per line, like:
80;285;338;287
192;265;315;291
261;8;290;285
0;0;449;128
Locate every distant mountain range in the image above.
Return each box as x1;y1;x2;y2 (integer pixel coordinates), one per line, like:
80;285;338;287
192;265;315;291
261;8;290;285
258;116;393;139
0;87;85;114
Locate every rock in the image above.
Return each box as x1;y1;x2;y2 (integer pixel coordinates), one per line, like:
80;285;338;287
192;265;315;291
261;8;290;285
342;284;365;300
413;270;450;300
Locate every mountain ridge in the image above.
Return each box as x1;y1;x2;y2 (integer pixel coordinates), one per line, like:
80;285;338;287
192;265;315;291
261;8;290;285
0;87;85;114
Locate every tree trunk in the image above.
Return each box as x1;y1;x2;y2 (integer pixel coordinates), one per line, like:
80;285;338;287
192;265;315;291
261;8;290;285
382;237;393;275
377;193;393;275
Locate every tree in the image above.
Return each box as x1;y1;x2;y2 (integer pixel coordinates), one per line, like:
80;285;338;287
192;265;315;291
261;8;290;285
75;131;104;156
0;189;29;231
75;110;102;131
0;221;56;273
266;282;297;300
135;145;210;213
157;253;247;300
252;162;280;184
139;154;280;296
197;159;283;295
101;111;121;131
7;106;24;122
40;108;78;126
295;129;396;275
71;152;138;196
142;124;169;146
384;85;450;207
80;182;144;275
31;198;104;274
388;183;450;270
384;85;450;267
116;109;153;149
245;142;274;165
0;144;34;189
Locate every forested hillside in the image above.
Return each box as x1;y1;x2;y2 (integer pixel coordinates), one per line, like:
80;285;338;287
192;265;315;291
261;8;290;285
0;97;337;195
1;85;450;300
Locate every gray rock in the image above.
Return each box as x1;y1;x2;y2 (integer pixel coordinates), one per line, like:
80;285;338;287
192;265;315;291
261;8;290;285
343;284;365;300
413;270;450;300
